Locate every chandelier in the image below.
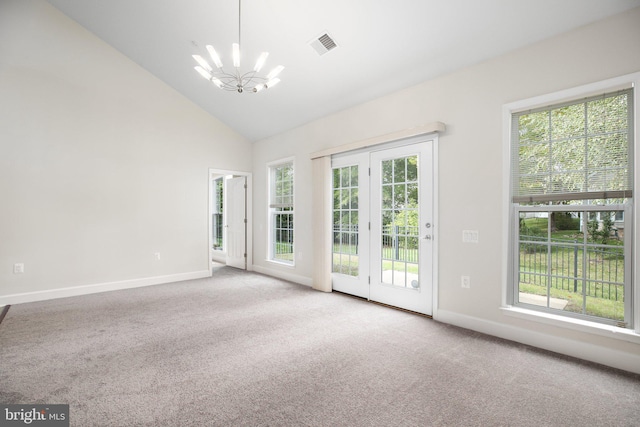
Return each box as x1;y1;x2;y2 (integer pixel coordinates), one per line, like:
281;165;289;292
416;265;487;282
192;0;284;93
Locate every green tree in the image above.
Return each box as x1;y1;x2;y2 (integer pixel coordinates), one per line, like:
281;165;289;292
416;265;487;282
517;93;629;199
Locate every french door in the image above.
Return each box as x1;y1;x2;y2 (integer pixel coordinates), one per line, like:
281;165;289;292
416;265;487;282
331;139;434;315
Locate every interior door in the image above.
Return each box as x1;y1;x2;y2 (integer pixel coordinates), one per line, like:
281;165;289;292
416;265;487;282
370;142;433;315
226;176;247;269
331;140;434;315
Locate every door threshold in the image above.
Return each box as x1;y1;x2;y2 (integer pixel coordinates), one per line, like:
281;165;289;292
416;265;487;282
332;290;432;318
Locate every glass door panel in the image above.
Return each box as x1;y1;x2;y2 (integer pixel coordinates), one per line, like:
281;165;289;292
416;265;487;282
331;152;369;298
370;142;433;315
380;155;420;289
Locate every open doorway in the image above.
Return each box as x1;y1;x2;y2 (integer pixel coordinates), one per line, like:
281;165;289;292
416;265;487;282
209;169;253;274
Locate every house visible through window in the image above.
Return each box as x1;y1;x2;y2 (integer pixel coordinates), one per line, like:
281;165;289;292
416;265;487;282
269;160;294;264
510;87;634;328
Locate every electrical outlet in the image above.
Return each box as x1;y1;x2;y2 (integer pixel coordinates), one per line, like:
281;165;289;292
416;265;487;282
14;263;24;274
461;275;470;288
154;253;161;260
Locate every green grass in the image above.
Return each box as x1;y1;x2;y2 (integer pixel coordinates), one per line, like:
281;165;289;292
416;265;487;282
333;253;359;276
519;282;624;321
519;246;624;301
523;217;548;233
273;242;294;262
332;247;419;276
382;260;418;274
521;217;623;246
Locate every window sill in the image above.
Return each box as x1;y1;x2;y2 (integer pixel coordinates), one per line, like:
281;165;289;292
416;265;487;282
500;306;640;345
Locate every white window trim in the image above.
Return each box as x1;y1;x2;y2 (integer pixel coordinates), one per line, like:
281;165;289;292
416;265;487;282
501;71;640;340
267;157;296;267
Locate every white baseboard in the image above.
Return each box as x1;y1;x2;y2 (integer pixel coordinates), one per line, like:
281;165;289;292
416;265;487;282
252;265;313;287
211;253;226;263
0;270;211;306
435;309;640;375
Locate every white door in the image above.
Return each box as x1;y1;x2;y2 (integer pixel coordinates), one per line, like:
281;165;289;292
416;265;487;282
370;142;433;315
331;153;370;298
331;140;434;315
226;176;246;269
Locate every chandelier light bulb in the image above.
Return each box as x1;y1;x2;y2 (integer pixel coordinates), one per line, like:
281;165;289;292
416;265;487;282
266;65;284;80
194;66;212;80
192;55;212;72
206;45;223;68
254;52;269;73
232;43;241;68
192;0;283;93
266;77;280;88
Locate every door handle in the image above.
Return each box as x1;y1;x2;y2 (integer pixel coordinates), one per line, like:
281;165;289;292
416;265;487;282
424;235;432;240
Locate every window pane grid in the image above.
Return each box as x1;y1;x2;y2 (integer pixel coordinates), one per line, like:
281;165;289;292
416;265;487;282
511;85;633;327
381;155;419;289
270;162;294;264
272;212;294;263
212;178;224;251
517;207;626;325
513;89;632;201
332;165;359;277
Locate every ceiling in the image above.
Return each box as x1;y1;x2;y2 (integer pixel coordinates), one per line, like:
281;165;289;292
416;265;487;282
46;0;640;142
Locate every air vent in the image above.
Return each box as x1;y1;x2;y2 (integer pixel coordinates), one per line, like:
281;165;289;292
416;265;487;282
309;32;338;56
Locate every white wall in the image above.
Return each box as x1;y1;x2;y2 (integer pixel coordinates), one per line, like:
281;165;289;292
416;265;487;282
252;8;640;372
0;0;252;302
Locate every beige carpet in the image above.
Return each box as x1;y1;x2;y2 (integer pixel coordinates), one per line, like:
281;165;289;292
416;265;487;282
1;266;639;426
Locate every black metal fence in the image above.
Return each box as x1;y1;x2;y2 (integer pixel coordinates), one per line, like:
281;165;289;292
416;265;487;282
333;224;419;263
519;235;624;301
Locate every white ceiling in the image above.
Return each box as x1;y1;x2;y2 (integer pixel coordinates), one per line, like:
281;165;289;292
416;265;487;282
47;0;640;142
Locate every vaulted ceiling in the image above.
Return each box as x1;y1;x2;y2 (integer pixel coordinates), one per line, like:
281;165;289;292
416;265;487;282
47;0;640;141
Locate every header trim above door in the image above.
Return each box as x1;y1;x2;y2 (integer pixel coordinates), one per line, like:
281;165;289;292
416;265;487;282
310;122;445;160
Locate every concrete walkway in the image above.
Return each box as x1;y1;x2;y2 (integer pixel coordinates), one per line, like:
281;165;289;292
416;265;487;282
519;292;569;310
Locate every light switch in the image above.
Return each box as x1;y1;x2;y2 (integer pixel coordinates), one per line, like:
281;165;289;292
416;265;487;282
462;230;479;243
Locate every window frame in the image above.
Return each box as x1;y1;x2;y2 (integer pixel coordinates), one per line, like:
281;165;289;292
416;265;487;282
502;72;640;341
267;158;295;266
212;176;225;252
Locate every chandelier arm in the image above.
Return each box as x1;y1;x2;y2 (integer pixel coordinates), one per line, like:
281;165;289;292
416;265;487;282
239;70;266;83
193;0;282;93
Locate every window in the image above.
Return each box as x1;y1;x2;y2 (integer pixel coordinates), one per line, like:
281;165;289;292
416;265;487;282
269;161;294;264
332;165;359;276
509;87;634;328
212;177;224;251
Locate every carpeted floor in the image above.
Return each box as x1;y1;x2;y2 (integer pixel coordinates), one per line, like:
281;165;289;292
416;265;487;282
1;266;639;426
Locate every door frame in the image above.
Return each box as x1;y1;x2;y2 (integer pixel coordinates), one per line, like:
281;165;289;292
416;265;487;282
208;168;253;275
328;134;439;316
